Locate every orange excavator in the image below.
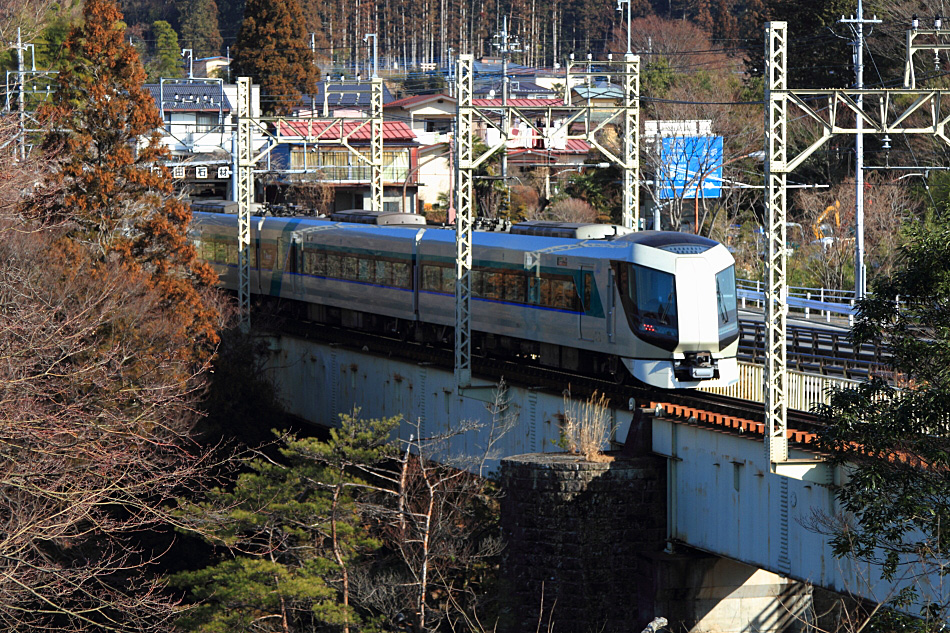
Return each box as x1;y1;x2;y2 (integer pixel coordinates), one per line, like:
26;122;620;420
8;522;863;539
813;200;841;240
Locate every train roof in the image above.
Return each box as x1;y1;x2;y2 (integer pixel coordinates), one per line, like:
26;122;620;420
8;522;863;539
329;210;427;226
509;221;632;240
614;230;719;254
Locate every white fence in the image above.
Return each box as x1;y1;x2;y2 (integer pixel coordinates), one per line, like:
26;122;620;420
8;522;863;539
701;361;859;412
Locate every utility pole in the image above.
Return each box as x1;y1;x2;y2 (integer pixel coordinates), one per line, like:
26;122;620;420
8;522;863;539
310;33;317;113
182;48;194;78
364;33;378;78
840;3;880;300
617;0;632;54
447;47;454;96
17;28;25;160
492;17;521;203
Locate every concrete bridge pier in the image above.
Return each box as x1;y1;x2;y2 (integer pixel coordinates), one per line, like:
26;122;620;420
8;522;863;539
499;451;836;633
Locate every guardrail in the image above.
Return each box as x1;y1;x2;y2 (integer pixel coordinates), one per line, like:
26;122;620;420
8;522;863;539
737;279;856;324
702;361;859;412
737;320;890;381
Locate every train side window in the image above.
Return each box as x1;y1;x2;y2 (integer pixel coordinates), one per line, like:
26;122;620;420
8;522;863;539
582;272;594;312
441;266;455;293
471;270;484;297
303;250;324;275
539;278;553;306
226;243;239;265
527;276;541;304
326;253;342;278
342;256;358;280
422;265;442;291
358;258;374;282
392;262;410;288
483;271;501;299
200;240;215;261
312;251;327;275
504;273;525;303
260;243;277;269
213;241;228;263
375;260;390;286
551;279;576;310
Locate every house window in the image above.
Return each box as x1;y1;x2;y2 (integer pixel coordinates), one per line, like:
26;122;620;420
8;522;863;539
196;113;217;132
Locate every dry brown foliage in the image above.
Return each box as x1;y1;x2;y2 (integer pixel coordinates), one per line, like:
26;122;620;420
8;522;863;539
561;391;614;461
0;2;230;628
543;197;600;223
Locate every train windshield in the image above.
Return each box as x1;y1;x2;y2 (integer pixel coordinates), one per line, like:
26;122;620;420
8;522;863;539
716;266;739;347
613;262;678;351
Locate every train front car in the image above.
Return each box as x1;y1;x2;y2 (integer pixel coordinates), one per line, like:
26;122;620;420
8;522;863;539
614;231;739;389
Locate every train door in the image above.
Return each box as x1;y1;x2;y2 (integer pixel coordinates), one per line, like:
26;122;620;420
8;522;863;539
578;266;595;340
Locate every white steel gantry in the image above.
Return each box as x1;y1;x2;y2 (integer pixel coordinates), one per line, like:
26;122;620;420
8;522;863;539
235;77;385;328
453;55;640;389
237;77;253;330
765;22;950;470
764;22;789;466
455;56;476;389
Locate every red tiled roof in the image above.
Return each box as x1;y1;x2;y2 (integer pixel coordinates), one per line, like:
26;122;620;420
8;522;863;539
472;98;565;107
385;93;455;108
275;120;416;142
506;140;592;157
564;139;592;153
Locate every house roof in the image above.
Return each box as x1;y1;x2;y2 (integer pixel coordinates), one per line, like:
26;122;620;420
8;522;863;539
572;84;624;99
298;81;397;109
506;139;592;158
147;82;231;112
275;119;416;142
473;79;555;98
384;93;456;109
471;98;564;108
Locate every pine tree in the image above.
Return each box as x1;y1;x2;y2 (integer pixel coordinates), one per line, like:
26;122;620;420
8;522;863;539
148;20;184;80
38;0;219;356
232;0;318;115
173;414;400;632
178;0;223;60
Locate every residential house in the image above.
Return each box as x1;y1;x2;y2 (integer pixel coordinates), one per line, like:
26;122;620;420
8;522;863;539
146;79;263;199
193;56;231;80
472;78;556;100
295;80;396;117
570;82;625;107
383;93;456;145
271;119;420;213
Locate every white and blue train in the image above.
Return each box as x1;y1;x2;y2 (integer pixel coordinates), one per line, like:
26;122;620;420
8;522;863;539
192;212;740;389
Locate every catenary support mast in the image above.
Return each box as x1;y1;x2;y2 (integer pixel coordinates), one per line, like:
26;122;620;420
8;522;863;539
765;23;788;465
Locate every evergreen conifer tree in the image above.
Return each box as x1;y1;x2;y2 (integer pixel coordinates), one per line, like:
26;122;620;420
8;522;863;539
148;20;184;80
232;0;318;114
179;0;223;60
38;0;219;355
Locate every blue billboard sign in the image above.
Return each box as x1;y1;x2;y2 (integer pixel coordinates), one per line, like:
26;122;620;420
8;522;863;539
657;136;723;199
